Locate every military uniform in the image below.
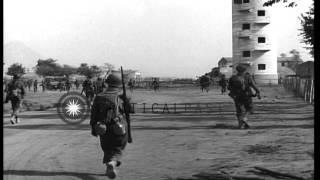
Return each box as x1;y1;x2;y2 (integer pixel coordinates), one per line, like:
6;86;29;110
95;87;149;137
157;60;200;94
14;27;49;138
228;65;260;129
33;80;38;93
6;75;25;124
219;75;228;95
65;79;71;92
81;78;95;103
90;73;128;179
74;80;80;90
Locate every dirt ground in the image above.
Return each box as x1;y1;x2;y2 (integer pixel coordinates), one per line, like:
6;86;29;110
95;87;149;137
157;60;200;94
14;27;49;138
3;85;314;180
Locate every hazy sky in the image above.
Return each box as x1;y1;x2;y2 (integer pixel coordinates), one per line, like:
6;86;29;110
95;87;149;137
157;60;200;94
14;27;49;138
4;0;313;78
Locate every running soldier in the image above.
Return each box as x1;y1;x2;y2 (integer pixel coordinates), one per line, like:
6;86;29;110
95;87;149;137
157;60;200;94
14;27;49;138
219;74;228;95
65;79;71;92
41;80;46;92
58;80;64;92
151;78;159;92
228;65;261;129
5;74;25;124
33;79;38;93
81;76;95;104
74;79;80;90
90;72;129;179
27;79;32;91
128;79;134;93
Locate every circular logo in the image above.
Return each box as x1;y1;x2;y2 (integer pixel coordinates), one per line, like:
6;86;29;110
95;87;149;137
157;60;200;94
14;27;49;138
57;91;90;124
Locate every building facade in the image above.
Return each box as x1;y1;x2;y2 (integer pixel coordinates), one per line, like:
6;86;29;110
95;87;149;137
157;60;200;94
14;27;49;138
232;0;278;84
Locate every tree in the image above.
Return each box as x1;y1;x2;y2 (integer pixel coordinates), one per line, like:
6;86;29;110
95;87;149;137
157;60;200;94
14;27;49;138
61;65;78;77
77;63;102;78
280;53;287;58
263;0;314;57
7;63;26;76
35;58;77;77
289;49;301;60
100;62;115;77
263;0;298;7
35;58;61;77
299;4;314;57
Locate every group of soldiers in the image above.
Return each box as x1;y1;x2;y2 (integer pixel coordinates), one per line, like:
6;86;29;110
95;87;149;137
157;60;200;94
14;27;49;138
4;64;261;179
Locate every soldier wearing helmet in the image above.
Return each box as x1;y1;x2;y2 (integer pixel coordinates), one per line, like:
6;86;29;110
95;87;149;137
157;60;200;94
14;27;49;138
5;74;25;124
90;71;129;179
227;64;261;129
81;75;95;104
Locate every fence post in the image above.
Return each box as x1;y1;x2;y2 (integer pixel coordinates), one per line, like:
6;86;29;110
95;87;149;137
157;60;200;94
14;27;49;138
304;79;308;101
310;80;313;104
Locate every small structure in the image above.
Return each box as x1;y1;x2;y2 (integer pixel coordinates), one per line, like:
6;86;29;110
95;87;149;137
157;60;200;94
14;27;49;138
277;56;303;71
295;61;314;79
218;57;233;78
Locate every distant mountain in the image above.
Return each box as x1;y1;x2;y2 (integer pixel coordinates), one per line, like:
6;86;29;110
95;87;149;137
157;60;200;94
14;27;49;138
3;41;43;72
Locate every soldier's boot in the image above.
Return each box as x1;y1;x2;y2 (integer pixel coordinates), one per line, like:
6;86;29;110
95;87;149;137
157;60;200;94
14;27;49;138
10;116;15;125
242;117;250;129
15;116;21;124
106;161;117;179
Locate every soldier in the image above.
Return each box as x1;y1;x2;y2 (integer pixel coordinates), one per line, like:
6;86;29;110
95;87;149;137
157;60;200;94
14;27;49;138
27;79;32;91
33;80;38;93
57;80;63;92
128;79;134;93
151;79;159;92
228;65;261;129
219;74;228;95
81;76;95;103
65;79;71;92
74;79;80;90
5;74;25;124
41;80;46;92
90;72;129;179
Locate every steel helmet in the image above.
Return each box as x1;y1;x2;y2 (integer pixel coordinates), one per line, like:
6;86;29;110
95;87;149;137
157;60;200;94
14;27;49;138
105;72;122;88
236;64;247;73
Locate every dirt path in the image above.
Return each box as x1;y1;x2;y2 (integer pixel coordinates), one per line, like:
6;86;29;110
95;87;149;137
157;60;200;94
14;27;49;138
3;86;314;180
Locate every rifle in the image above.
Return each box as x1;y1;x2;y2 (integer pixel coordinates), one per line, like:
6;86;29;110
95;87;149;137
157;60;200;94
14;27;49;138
120;66;133;143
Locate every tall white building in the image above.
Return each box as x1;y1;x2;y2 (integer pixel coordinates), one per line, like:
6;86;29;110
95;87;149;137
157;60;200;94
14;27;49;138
232;0;278;84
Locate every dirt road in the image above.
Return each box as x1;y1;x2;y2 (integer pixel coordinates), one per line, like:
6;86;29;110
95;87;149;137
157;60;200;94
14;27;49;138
3;86;314;180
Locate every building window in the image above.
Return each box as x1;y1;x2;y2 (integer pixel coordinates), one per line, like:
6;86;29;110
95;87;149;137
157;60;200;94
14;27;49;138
258;10;265;16
281;62;285;67
243;0;250;3
243;51;251;57
258;64;266;70
258;37;266;43
242;23;250;30
234;0;242;4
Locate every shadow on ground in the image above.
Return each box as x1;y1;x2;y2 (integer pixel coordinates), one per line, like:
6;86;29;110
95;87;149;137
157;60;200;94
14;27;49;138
3;123;313;131
163;172;266;180
3;170;104;180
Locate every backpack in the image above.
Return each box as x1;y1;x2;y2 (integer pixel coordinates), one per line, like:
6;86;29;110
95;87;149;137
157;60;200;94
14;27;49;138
83;80;94;92
228;75;252;98
7;80;24;98
92;92;126;136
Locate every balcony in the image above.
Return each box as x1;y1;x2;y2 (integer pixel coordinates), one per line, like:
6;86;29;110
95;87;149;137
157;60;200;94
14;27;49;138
237;3;254;12
254;15;271;24
254;43;271;51
238;30;251;39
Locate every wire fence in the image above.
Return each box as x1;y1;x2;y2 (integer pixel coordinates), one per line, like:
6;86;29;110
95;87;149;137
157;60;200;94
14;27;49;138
283;76;314;105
